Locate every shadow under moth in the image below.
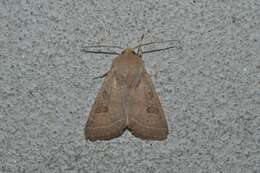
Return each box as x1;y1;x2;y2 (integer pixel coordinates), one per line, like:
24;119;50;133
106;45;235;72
83;36;178;141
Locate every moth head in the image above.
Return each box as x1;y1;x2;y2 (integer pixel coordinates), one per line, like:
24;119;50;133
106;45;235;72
121;48;137;56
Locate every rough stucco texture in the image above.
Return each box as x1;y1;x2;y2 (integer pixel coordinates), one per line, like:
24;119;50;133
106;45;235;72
0;0;259;172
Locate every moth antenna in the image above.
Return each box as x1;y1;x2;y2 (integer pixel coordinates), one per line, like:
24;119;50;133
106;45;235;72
81;49;119;55
133;39;180;50
137;34;145;57
143;46;181;54
92;72;108;80
82;45;124;49
81;45;123;55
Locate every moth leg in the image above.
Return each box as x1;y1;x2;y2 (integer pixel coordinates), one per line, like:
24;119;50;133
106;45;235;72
93;71;109;80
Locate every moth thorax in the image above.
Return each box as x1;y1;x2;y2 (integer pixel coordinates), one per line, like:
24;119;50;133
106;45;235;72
121;48;136;55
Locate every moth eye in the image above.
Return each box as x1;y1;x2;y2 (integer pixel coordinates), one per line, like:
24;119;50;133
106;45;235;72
146;106;160;114
95;105;109;113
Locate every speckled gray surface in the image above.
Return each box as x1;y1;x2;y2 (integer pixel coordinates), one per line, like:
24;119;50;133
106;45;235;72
0;0;260;172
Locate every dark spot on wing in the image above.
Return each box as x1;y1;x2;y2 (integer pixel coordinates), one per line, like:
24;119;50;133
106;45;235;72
146;106;160;114
147;91;154;98
102;90;109;100
95;106;109;113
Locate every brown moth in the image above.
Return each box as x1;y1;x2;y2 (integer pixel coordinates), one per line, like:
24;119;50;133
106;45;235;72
85;41;169;141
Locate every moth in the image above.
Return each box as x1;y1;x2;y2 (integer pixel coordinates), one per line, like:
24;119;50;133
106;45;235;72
84;37;174;141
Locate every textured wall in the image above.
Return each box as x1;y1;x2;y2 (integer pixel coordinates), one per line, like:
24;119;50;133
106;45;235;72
0;0;259;172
